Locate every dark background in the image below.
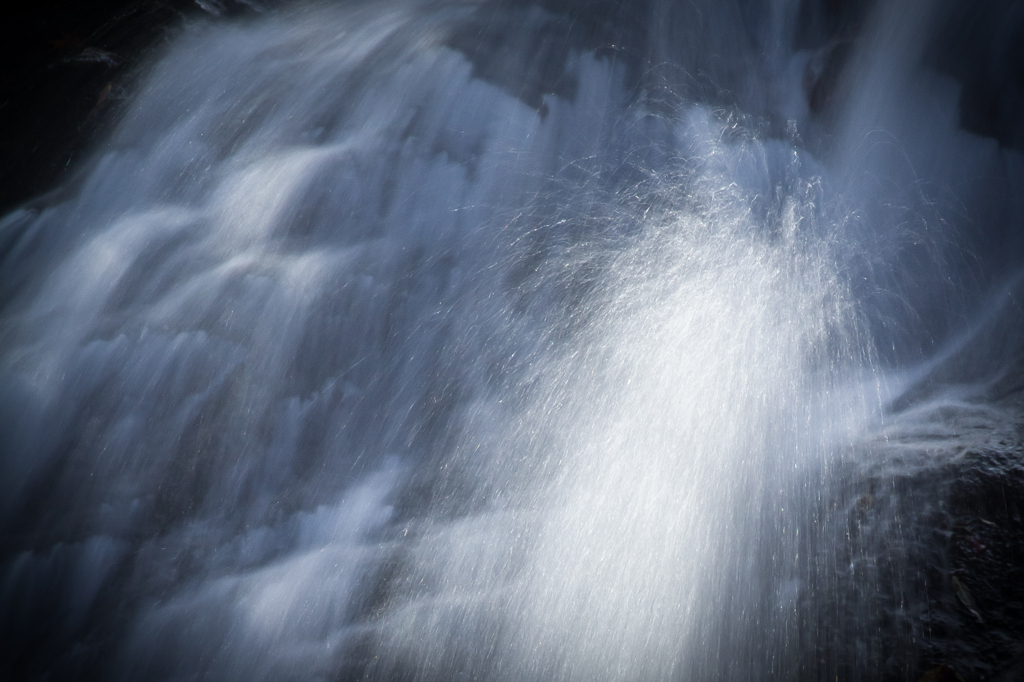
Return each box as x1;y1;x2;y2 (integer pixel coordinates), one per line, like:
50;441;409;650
0;0;262;214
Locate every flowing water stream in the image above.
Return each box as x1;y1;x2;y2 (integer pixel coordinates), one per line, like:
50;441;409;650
1;1;1022;680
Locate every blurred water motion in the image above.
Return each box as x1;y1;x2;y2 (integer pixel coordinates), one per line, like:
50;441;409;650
1;1;1023;680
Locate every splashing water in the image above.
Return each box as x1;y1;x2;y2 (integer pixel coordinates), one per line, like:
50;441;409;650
1;1;1021;680
371;137;879;680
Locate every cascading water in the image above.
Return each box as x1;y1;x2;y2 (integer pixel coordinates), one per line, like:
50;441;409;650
2;0;1023;680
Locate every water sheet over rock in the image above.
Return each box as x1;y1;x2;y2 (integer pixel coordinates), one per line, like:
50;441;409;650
1;1;1023;680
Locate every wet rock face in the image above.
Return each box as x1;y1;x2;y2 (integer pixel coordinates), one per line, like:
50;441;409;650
933;448;1024;679
791;0;1024;155
793;0;876;50
927;0;1024;153
843;403;1024;682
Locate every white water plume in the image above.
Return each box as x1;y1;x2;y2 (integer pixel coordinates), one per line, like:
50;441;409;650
372;113;879;680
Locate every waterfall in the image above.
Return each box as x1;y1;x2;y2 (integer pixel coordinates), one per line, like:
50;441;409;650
2;1;1022;680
